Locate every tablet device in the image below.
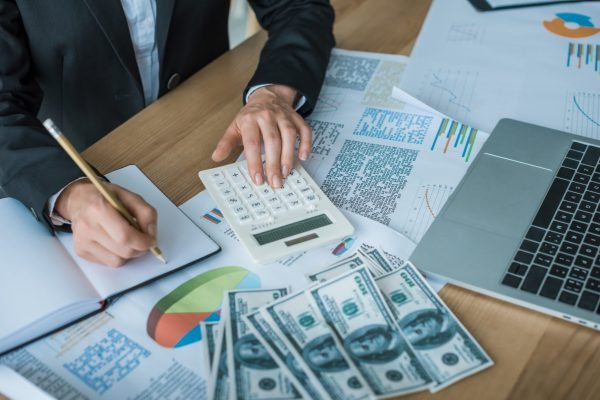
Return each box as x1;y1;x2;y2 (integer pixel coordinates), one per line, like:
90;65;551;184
469;0;589;11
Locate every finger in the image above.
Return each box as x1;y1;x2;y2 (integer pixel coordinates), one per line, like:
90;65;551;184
278;119;297;179
93;222;147;260
240;119;264;185
292;114;312;160
257;118;282;188
213;121;241;162
115;187;158;238
96;201;155;252
79;238;126;268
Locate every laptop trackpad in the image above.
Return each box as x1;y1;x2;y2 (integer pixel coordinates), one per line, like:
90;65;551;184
444;154;554;238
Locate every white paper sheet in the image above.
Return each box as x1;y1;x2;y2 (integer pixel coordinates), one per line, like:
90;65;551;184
0;199;98;353
401;0;600;138
56;165;220;299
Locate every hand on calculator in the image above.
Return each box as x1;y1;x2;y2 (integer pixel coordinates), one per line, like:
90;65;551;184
210;85;312;189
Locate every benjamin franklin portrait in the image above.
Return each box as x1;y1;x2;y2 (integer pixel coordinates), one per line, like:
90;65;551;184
399;309;456;350
343;324;403;364
303;334;348;372
234;334;277;369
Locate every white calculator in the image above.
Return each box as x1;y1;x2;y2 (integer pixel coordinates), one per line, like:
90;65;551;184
198;160;354;264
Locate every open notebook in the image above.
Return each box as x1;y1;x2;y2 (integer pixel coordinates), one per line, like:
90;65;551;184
0;165;220;354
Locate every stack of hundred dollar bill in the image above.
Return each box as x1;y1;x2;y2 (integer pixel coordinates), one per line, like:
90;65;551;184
203;249;493;399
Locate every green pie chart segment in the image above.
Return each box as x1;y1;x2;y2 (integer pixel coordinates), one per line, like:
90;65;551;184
147;266;261;348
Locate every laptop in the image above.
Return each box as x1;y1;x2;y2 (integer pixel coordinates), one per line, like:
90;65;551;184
411;119;600;330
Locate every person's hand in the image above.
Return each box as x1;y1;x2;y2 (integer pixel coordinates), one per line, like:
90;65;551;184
211;84;312;188
55;180;157;267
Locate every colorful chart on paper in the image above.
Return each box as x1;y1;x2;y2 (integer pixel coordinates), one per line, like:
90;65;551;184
147;266;260;348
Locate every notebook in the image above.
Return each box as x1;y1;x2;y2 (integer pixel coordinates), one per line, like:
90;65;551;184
0;165;220;354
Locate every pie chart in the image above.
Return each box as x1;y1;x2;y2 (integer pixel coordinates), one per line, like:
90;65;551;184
147;266;260;348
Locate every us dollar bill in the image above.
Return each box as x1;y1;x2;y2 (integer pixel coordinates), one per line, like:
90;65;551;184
309;267;433;397
225;288;302;400
244;310;326;400
260;291;374;400
375;263;493;391
201;322;220;374
359;244;409;272
306;252;379;283
209;319;229;400
358;248;393;275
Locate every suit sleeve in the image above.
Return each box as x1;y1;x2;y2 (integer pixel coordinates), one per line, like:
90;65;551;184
245;0;335;116
0;1;82;226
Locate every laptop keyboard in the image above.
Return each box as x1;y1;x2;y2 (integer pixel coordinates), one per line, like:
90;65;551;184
502;141;600;313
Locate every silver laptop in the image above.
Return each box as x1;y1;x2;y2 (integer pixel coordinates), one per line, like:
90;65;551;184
411;119;600;330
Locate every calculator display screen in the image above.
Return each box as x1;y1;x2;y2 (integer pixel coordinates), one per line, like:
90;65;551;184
254;214;332;246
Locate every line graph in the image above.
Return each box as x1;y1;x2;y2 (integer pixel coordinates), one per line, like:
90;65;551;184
402;183;454;243
564;92;600;139
416;69;478;122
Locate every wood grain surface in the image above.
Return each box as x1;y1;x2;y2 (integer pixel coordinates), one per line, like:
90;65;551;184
83;1;600;399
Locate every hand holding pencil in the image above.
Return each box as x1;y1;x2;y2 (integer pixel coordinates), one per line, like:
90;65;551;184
43;119;167;267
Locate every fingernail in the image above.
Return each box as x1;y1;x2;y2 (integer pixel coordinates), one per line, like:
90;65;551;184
282;164;290;178
147;224;157;238
255;172;264;185
272;175;282;189
300;151;309;161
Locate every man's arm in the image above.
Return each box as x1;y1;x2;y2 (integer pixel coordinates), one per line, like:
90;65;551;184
212;0;335;189
245;0;335;116
0;2;157;267
0;1;83;223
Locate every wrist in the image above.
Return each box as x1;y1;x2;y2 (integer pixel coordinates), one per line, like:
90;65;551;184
249;84;298;107
55;179;93;221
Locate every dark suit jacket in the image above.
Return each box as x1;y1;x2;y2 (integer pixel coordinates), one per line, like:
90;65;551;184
0;0;334;225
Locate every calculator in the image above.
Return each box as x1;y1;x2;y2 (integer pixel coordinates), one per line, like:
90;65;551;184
198;160;354;264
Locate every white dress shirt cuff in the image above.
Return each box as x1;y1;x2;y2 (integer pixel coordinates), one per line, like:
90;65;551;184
246;84;307;111
46;177;89;226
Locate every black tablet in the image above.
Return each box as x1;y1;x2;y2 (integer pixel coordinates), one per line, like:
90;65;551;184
468;0;592;11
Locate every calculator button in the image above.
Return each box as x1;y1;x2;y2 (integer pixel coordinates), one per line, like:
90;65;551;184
299;186;314;196
226;197;242;207
287;199;302;209
227;167;245;183
272;204;287;214
288;168;299;177
283;191;299;202
258;185;275;198
290;176;307;188
238;214;253;224
244;192;258;202
254;209;270;220
265;195;282;206
220;187;235;197
304;194;319;204
237;182;252;194
211;171;225;180
215;180;230;189
249;201;266;211
232;205;248;215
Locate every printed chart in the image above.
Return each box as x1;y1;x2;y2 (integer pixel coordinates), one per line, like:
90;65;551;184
147;267;260;348
402;183;454;243
415;69;478;123
430;118;480;163
565;43;600;74
564;92;600;139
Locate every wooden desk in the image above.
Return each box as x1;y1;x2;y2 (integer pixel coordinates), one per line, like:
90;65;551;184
84;1;600;399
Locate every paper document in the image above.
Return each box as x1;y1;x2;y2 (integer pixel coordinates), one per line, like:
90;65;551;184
401;0;600;138
301;49;489;244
